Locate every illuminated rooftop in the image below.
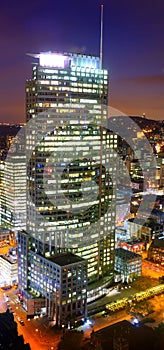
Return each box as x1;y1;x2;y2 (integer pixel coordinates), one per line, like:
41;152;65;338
27;51;101;69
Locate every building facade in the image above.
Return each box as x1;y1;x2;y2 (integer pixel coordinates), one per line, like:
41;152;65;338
18;230;87;326
148;237;164;265
23;51;117;284
0;152;26;234
18;51;117;322
0;228;10;242
114;248;142;283
0;254;18;286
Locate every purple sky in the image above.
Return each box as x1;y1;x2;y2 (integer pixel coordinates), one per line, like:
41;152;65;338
0;0;164;123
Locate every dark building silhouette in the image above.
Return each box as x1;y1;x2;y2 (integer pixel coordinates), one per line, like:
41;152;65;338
0;310;31;350
90;319;164;350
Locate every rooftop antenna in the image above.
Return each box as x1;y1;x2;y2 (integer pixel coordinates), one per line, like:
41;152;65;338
100;4;104;69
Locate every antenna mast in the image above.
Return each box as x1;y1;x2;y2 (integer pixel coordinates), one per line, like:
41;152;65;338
100;4;104;69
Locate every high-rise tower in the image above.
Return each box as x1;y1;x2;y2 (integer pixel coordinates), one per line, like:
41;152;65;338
18;52;117;317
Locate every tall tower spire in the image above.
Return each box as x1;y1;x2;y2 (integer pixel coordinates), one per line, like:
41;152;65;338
100;4;104;69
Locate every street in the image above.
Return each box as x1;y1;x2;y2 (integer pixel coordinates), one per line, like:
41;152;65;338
0;287;61;350
0;245;164;349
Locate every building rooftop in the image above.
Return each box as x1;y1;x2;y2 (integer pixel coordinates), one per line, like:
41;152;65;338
92;320;134;350
150;237;164;249
29;51;101;70
93;319;134;338
128;217;163;230
48;252;87;267
115;248;141;261
0;254;17;264
125;238;146;245
92;318;158;350
128;217;148;225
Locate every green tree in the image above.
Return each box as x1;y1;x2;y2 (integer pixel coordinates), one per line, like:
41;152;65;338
132;276;158;291
57;330;84;350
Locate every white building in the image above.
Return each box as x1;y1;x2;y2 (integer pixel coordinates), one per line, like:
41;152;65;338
0;152;26;235
0;254;18;286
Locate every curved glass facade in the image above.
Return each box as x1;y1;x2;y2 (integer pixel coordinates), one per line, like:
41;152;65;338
25;52;117;284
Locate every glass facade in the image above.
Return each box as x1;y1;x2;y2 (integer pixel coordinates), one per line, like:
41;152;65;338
0;153;26;233
114;248;142;283
18;229;87;326
19;52;117;300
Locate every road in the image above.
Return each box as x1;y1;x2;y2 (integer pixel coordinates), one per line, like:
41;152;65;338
3;286;164;348
0;287;61;350
80;293;164;337
142;259;164;279
1;243;164;348
79;309;132;337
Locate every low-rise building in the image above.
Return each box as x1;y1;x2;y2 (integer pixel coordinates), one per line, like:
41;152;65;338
91;319;157;350
148;237;164;266
127;218;163;243
114;248;142;283
119;238;146;253
91;320;134;350
0;228;10;242
0;254;18;285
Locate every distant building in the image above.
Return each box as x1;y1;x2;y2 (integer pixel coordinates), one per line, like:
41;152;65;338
91;320;134;350
0;310;31;349
148;237;164;266
114;248;142;283
0;254;18;286
91;319;157;350
0;152;26;235
119;238;146;253
0;124;21;149
160;164;164;187
127;218;163;243
0;228;10;242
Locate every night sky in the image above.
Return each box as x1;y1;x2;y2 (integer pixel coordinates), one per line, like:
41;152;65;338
0;0;164;123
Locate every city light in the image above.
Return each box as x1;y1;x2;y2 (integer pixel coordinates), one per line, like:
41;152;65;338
132;317;139;325
39;53;67;68
85;319;92;326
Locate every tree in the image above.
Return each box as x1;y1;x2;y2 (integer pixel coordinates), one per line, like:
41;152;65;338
132;276;158;291
57;330;84;350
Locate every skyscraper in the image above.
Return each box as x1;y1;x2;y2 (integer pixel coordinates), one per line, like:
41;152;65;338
18;52;117;319
0;151;26;234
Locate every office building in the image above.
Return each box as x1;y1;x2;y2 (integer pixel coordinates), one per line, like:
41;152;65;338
24;52;117;281
114;248;142;283
148;237;164;265
18;51;117;321
0;152;26;234
18;231;87;326
91;320;134;350
0;254;18;286
0;228;10;242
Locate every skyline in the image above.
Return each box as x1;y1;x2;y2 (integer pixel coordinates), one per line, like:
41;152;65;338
0;0;164;123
